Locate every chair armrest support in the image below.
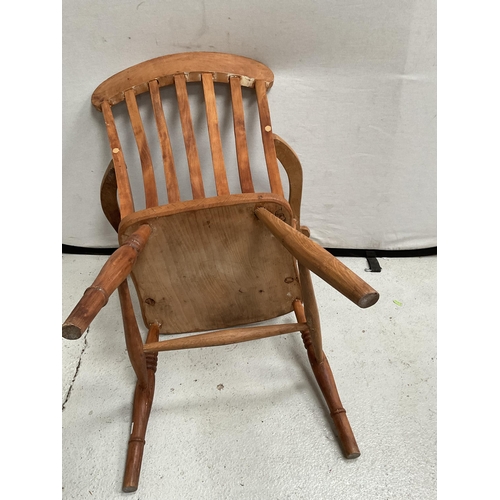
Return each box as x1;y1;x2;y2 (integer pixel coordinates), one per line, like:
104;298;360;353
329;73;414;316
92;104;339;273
255;207;379;308
100;159;121;232
273;134;303;224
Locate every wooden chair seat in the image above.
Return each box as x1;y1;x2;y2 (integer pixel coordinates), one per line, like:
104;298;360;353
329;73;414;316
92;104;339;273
119;193;300;333
62;52;379;493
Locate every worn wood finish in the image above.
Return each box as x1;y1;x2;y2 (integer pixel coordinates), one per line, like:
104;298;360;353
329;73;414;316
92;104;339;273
101;101;135;217
124;89;158;208
143;323;307;353
174;74;205;199
92;52;274;109
148;79;181;203
118;280;149;389
254;207;379;308
293;299;360;458
202;73;230;195
118;192;289;229
122;322;160;493
118;194;301;333
100;160;120;231
62;224;152;339
229;76;254;193
63;53;380;491
255;80;284;197
274;134;303;223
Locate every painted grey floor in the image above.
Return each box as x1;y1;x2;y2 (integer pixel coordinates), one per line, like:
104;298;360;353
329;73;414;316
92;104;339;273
62;254;436;500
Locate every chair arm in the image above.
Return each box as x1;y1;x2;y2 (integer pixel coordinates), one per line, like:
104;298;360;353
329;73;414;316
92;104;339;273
255;207;379;308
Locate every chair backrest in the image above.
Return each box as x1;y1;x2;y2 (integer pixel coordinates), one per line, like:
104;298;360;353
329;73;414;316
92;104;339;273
92;52;286;219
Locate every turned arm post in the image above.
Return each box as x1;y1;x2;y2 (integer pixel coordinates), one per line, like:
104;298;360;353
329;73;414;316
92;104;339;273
62;224;152;340
254;207;379;308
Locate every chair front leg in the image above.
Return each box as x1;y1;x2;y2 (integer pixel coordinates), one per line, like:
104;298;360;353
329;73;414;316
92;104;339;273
62;224;152;340
255;207;379;308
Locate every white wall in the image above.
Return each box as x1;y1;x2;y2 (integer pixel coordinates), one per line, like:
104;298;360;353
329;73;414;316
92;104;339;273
63;0;436;250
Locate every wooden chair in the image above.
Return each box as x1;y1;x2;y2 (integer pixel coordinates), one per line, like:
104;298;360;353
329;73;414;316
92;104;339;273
62;52;379;493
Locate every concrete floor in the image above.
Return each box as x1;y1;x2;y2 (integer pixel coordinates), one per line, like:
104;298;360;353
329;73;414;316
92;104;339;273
62;254;436;499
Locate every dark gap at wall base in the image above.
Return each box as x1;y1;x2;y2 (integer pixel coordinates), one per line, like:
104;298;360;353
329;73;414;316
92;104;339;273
63;245;116;255
62;244;437;258
326;247;437;258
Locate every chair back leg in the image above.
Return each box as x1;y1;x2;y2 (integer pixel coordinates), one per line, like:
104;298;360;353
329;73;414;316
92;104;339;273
122;323;160;492
293;299;360;458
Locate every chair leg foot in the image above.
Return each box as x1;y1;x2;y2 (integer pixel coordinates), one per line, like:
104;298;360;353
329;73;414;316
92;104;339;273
122;423;147;491
302;332;360;459
122;438;145;492
122;350;158;492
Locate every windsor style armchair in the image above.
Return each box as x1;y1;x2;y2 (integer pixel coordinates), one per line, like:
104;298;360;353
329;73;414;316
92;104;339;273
62;52;379;493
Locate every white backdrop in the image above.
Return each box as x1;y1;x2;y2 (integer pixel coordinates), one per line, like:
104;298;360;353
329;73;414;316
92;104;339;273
62;0;436;250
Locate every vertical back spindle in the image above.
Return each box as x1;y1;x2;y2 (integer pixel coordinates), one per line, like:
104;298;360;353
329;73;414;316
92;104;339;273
148;79;181;203
201;73;230;195
101;101;135;217
229;76;254;193
124;89;159;208
174;74;205;199
255;80;284;197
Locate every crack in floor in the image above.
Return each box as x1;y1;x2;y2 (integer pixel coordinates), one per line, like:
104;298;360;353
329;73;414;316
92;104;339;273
62;329;89;411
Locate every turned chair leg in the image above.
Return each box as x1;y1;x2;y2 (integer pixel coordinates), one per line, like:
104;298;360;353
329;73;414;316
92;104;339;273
293;298;360;459
122;322;160;493
62;224;152;340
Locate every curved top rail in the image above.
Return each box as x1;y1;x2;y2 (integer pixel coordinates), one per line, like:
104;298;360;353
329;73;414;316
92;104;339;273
92;52;274;110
